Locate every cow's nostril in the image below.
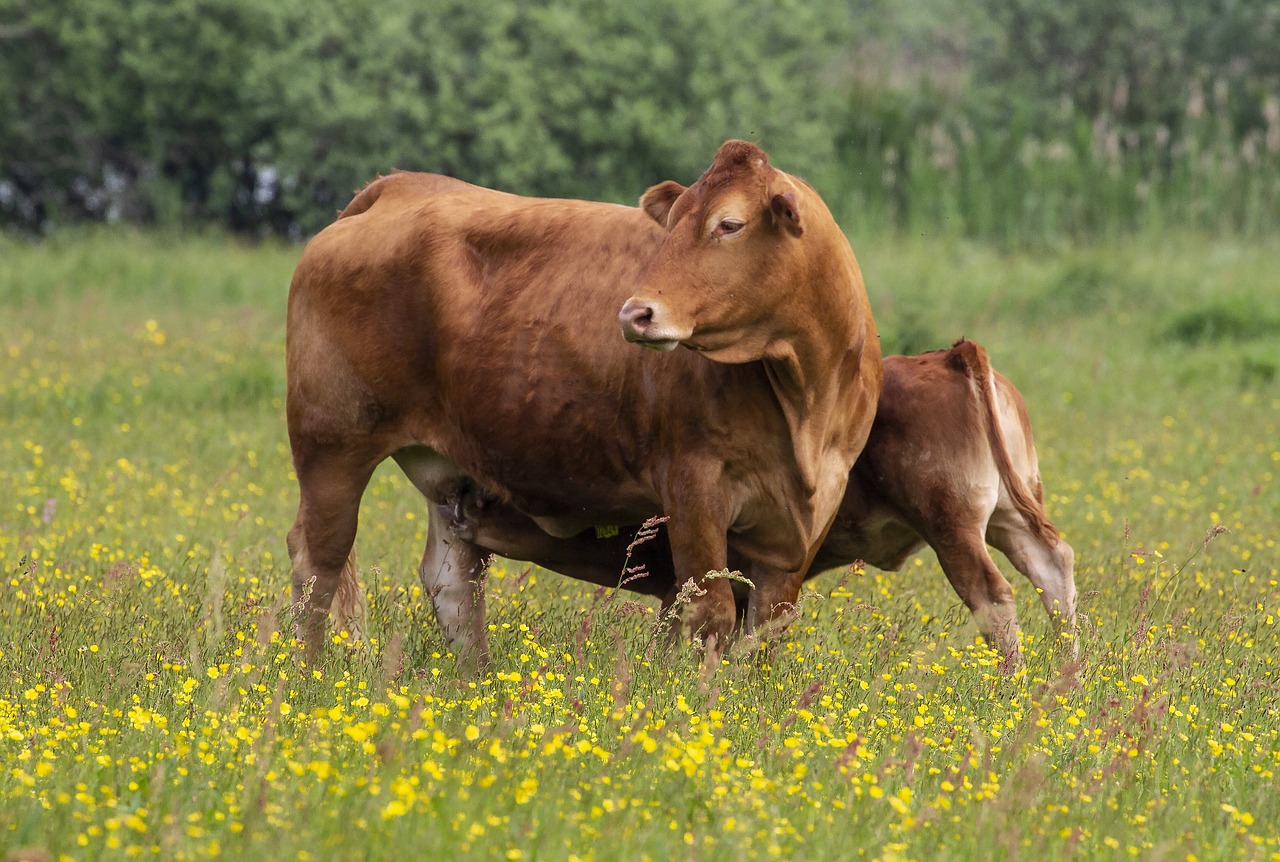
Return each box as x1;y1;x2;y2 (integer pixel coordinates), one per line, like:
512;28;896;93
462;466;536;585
620;301;655;331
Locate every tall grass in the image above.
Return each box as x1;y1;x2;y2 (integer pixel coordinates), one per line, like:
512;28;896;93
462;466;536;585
832;80;1280;244
1;231;1278;860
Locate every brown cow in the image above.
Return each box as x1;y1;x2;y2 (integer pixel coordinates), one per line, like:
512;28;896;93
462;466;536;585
426;340;1076;664
285;140;882;667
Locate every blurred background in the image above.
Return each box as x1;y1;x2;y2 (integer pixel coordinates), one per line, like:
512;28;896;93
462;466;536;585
3;0;1278;242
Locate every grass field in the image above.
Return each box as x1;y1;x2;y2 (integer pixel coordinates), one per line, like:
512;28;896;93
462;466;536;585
2;229;1278;861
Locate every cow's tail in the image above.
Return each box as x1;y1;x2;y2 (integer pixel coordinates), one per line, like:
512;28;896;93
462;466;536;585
330;548;367;641
950;339;1060;547
337;174;394;219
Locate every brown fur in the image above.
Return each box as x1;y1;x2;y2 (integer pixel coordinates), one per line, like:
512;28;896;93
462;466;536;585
828;340;1076;661
286;140;882;665
696;140;771;193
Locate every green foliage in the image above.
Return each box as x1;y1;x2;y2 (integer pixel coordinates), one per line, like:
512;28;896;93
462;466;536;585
1163;303;1280;345
970;0;1280;130
2;0;861;234
2;0;1279;239
0;0;283;227
858;231;1280;407
953;0;1280;240
260;0;864;232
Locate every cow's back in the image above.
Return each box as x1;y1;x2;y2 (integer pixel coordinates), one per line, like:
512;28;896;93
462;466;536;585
816;343;1051;574
337;171;474;219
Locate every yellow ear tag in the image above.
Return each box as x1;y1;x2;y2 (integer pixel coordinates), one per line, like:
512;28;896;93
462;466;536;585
594;525;619;539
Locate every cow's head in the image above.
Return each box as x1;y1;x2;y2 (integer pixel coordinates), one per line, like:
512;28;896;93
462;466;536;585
620;140;831;363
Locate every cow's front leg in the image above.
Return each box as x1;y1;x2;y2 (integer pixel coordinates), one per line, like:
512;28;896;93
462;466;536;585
662;501;736;663
743;562;808;641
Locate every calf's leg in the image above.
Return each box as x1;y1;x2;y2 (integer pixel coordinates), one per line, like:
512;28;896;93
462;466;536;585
988;519;1078;657
928;526;1023;667
419;504;491;673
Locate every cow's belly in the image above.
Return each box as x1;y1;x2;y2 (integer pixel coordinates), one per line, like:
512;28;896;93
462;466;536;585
813;506;926;574
392;446;470;506
396;419;655;525
393;443;659;535
490;475;660;531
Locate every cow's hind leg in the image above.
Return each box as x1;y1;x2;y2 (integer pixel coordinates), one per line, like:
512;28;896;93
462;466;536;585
419;504;491;673
288;448;377;661
928;526;1023;668
988;519;1077;658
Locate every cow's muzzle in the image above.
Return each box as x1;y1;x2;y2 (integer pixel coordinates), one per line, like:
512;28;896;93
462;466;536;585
619;298;686;351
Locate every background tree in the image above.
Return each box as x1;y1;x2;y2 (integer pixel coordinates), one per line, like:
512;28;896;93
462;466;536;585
2;0;1277;239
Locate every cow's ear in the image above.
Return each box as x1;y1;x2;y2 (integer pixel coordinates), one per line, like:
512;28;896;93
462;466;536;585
639;181;686;227
769;191;803;237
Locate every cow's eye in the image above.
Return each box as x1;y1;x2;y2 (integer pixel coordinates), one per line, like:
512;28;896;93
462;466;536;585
713;218;745;238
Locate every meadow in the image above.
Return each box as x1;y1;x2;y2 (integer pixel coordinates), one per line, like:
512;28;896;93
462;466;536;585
1;229;1278;861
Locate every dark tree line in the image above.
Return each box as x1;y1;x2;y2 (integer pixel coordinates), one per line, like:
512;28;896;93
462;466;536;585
2;0;1277;238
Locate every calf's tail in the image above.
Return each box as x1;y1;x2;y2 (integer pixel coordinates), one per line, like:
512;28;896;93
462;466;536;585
949;339;1061;547
331;549;367;641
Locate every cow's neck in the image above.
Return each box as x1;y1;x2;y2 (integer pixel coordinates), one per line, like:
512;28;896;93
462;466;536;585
762;259;871;500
